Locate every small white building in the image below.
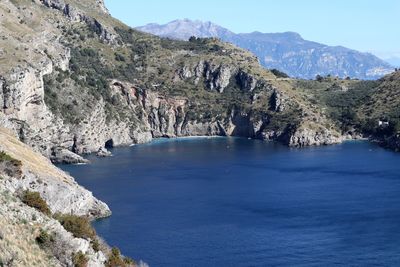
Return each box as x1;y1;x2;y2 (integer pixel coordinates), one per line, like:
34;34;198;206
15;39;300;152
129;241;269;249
378;120;390;127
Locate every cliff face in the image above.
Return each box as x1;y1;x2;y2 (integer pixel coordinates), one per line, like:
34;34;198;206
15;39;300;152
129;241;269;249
0;128;110;218
0;127;111;266
0;0;346;165
0;0;396;266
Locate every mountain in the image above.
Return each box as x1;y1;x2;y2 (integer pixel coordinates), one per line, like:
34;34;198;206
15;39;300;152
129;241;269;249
137;19;394;80
0;0;399;266
0;0;353;265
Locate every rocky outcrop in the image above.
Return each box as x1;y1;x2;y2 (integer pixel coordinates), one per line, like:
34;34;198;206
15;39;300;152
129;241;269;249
0;128;111;218
177;61;262;93
0;0;356;165
50;146;89;164
0;183;107;267
269;88;287;112
38;0;118;44
377;134;400;152
96;147;112;157
236;70;258;92
284;126;343;147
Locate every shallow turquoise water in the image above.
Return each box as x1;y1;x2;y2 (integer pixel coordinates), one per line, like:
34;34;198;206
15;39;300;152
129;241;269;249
61;138;400;266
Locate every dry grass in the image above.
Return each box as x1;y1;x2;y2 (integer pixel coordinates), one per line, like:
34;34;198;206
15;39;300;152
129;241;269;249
0;127;73;184
0;189;60;267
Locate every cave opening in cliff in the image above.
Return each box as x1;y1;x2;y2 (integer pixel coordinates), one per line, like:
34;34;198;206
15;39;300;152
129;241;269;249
105;139;114;149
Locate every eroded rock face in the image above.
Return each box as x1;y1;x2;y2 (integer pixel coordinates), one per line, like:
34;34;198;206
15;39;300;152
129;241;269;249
50;147;89;164
0;0;349;165
269;88;286;112
38;0;118;44
177;61;263;93
286;127;343;147
0;128;111;218
236;70;258;92
0;183;107;267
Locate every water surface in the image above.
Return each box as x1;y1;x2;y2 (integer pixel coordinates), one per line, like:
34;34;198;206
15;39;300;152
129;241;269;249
61;138;400;266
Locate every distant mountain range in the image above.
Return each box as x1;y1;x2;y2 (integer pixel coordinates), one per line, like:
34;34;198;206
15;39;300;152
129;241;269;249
137;19;394;79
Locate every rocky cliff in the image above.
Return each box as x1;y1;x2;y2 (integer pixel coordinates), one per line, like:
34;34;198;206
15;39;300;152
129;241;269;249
0;0;346;166
0;0;398;266
0;127;111;266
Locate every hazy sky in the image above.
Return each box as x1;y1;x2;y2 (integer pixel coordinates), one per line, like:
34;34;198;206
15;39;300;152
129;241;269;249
104;0;400;59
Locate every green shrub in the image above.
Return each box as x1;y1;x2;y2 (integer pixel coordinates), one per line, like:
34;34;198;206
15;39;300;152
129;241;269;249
105;247;136;267
55;214;96;240
115;53;126;62
36;229;54;249
91;239;100;252
21;191;51;216
271;69;289;78
72;251;88;267
105;248;126;267
0;151;22;167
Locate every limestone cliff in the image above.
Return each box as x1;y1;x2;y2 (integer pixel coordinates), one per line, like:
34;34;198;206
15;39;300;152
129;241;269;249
0;127;111;266
0;0;348;165
0;0;397;266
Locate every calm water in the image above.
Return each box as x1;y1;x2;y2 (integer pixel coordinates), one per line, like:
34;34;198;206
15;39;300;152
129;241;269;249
61;138;400;267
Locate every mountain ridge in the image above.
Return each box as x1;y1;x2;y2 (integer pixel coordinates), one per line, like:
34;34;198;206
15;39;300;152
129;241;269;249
0;1;399;266
137;19;394;79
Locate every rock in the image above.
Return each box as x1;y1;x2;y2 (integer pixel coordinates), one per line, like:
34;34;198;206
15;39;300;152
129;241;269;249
269;88;286;112
0;183;107;267
50;147;89;164
177;61;236;93
39;0;118;44
0;128;111;218
236;70;257;91
286;126;342;147
96;147;112;157
95;0;110;14
327;82;349;92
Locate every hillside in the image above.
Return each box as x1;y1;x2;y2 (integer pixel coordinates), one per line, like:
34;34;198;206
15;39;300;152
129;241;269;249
0;0;353;166
137;19;394;80
0;0;399;265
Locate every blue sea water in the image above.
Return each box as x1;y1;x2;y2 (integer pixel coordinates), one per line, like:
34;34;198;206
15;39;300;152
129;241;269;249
61;138;400;267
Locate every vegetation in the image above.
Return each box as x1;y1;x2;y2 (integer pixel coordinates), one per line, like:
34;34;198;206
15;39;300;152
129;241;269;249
54;214;96;240
271;69;290;78
21;191;51;216
72;251;89;267
105;247;135;267
91;238;100;252
35;229;55;249
0;151;22;168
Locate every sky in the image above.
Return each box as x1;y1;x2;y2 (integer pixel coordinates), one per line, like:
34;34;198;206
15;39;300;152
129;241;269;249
104;0;400;60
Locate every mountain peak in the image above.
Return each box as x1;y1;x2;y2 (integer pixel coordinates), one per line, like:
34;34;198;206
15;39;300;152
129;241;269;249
137;19;393;79
137;19;233;40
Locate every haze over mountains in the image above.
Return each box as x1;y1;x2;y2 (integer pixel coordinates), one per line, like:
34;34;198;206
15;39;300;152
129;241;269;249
385;57;400;67
137;19;394;80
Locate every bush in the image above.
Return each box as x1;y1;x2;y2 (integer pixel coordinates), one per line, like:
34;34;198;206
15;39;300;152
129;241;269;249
0;151;22;167
115;53;126;62
21;191;51;216
105;247;136;267
72;251;88;267
0;151;22;177
55;214;96;240
36;229;54;249
91;239;100;252
105;248;126;267
271;69;289;78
